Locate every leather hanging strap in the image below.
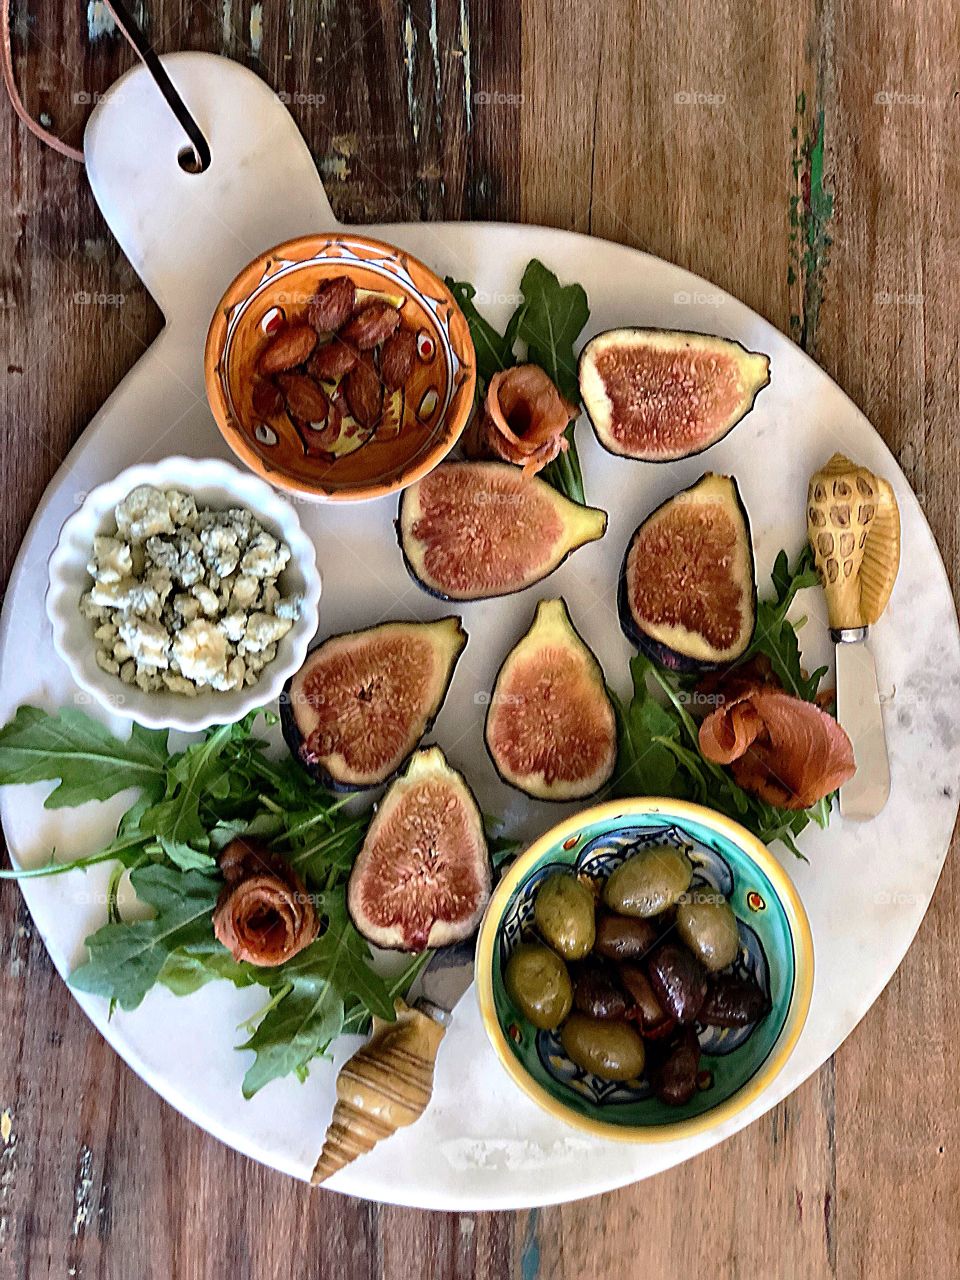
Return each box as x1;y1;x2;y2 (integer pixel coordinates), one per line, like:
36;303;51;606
1;0;210;169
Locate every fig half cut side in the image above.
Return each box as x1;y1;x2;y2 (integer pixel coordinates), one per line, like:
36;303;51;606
347;746;491;951
618;472;757;673
485;597;617;801
281;616;467;790
579;328;770;462
397;461;607;601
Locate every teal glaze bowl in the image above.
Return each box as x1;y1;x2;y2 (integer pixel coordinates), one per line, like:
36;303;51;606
475;799;813;1142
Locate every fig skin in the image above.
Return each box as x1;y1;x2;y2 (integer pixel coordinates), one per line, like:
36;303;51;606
280;617;467;792
617;473;757;675
578;328;770;464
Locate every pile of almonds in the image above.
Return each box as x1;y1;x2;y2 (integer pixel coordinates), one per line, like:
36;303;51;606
252;274;418;455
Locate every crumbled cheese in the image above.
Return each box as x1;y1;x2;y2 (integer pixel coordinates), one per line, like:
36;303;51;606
82;485;301;696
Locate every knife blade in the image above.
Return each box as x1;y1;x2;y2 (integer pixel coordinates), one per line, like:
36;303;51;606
834;627;890;819
407;935;476;1023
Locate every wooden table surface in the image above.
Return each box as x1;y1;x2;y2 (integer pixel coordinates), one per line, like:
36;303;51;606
1;2;957;1276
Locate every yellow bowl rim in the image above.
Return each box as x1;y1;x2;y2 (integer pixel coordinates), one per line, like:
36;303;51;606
474;796;814;1144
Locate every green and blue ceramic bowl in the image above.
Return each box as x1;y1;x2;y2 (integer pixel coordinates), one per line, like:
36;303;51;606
475;799;813;1143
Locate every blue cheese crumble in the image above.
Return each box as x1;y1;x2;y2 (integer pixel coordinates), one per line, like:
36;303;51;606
81;485;302;695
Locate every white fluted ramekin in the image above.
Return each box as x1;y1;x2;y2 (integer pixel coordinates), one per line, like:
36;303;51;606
45;456;321;731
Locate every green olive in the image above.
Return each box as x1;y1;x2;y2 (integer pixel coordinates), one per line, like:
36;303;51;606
533;873;596;961
504;942;573;1030
602;847;693;918
676;888;740;972
560;1013;646;1081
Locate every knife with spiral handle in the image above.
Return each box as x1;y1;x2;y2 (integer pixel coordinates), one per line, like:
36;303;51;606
807;453;901;820
311;938;476;1184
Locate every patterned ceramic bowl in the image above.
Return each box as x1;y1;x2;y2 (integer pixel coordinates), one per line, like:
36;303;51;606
475;799;813;1142
204;233;476;502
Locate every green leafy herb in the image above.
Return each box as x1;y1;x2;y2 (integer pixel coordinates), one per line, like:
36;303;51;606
71;864;222;1010
609;550;834;856
0;705;168;807
0;705;502;1094
445;258;590;505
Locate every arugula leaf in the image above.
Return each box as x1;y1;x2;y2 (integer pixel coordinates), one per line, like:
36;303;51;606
743;546;827;700
159;942;261;996
609;658;682;798
239;890;393;1097
0;706;168;807
444;279;516;385
515;259;589;404
157;837;216;872
139;722;242;846
70;865;221;1010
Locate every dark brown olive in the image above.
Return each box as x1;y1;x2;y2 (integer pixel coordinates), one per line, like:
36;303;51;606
676;888;740;972
700;974;770;1028
504;942;573;1030
603;846;692;918
647;942;707;1025
534;873;596;961
594;911;659;962
619;962;671;1033
560;1014;645;1081
655;1028;702;1106
573;960;629;1020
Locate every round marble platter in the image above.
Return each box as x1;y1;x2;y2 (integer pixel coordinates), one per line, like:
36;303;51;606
1;54;957;1211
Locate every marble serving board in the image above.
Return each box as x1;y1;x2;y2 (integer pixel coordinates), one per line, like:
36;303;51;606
1;53;958;1211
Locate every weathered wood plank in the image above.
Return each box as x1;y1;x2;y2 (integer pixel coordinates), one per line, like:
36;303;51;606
1;0;958;1276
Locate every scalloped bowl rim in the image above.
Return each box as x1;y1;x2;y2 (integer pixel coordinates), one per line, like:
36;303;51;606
475;797;814;1144
44;456;321;731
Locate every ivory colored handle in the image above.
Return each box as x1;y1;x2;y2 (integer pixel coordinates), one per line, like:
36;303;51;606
311;999;446;1185
807;452;901;630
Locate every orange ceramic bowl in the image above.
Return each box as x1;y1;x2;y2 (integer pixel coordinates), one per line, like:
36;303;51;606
204;233;476;503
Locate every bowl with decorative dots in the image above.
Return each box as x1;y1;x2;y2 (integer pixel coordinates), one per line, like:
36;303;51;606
205;232;476;503
475;797;813;1142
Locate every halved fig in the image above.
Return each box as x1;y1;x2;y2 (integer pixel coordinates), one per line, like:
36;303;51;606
280;617;467;790
579;328;770;461
347;747;491;951
485;598;617;801
619;473;756;673
398;461;607;601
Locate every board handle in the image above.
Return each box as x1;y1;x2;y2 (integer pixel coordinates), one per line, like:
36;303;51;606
311;999;446;1185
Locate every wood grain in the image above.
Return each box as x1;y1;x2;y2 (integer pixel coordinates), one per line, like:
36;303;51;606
1;1;956;1277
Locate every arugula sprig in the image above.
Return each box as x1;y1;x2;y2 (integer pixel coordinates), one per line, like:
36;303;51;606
0;707;420;1095
445;259;589;505
609;549;833;858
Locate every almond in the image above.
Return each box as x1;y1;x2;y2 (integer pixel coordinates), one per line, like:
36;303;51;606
380;327;417;390
308;275;357;332
340;302;401;351
343;354;383;427
278;373;330;423
308;339;359;382
258;323;317;375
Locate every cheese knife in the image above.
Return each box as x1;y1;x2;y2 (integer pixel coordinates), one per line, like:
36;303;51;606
807;453;901;820
311;937;475;1184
